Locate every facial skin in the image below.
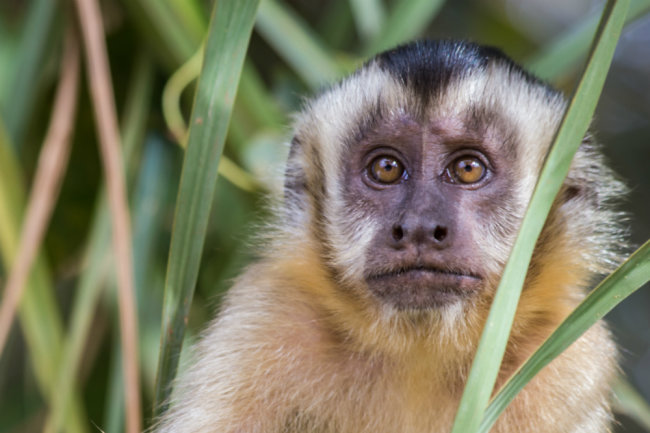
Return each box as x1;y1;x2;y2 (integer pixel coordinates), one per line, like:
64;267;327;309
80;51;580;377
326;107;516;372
338;110;521;309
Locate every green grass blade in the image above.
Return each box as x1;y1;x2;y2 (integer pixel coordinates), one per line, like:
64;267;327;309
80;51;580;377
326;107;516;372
237;61;286;129
153;0;261;417
256;0;345;89
0;120;87;433
167;0;207;43
450;1;629;432
103;323;125;433
479;240;650;432
364;0;445;55
2;0;58;146
105;134;176;433
121;0;200;68
613;376;650;431
162;43;204;143
349;0;385;43
527;0;650;80
125;0;283;139
43;52;154;433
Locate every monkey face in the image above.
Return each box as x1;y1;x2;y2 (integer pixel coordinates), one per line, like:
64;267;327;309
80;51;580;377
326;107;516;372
341;112;520;310
288;41;578;314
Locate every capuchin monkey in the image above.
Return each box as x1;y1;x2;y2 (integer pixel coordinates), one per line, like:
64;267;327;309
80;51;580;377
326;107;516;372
155;40;627;432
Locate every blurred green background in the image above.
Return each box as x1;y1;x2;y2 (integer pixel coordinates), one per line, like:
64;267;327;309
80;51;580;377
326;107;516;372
0;0;648;431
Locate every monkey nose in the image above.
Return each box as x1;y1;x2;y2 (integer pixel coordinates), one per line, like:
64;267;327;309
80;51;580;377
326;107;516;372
390;221;450;248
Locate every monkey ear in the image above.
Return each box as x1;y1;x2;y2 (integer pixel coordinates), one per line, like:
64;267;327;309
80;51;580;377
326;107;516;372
560;185;583;203
283;136;309;214
561;135;598;205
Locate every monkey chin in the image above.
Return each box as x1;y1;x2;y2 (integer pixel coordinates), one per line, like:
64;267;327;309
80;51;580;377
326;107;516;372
365;267;483;310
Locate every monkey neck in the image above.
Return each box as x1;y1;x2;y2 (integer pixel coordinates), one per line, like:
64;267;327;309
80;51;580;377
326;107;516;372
270;232;589;392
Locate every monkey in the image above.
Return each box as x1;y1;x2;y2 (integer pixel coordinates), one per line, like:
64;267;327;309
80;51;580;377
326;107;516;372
154;40;627;433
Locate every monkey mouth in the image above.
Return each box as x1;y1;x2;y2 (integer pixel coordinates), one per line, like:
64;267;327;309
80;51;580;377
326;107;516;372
365;265;482;309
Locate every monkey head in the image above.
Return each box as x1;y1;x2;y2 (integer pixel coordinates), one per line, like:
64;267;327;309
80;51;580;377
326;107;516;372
283;40;625;325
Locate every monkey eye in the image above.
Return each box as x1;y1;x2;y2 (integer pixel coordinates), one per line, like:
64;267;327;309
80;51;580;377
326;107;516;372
445;156;486;184
368;156;406;184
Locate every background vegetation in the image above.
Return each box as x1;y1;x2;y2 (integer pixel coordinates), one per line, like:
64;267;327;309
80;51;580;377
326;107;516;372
0;0;648;432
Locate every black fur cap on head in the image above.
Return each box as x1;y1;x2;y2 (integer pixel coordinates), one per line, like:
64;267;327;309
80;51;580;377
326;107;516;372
374;39;552;99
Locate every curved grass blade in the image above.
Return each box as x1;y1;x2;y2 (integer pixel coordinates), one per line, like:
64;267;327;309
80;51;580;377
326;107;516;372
162;43;204;144
450;1;629;432
125;0;285;142
479;240;650;433
161;45;264;193
153;0;261;417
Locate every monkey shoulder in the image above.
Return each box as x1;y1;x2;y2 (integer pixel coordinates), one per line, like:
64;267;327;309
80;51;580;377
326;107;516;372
171;261;383;431
496;320;617;433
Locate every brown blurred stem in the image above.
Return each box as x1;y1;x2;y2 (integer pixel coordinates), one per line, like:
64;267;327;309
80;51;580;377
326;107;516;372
73;0;142;431
0;24;80;356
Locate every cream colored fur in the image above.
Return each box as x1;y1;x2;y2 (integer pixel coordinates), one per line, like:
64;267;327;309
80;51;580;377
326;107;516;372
154;51;624;433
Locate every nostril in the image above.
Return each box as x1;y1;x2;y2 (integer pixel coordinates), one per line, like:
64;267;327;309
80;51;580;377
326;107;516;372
392;225;404;241
433;226;447;242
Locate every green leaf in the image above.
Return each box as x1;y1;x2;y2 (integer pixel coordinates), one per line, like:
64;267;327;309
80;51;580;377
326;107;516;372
450;1;630;432
153;0;261;417
479;240;650;432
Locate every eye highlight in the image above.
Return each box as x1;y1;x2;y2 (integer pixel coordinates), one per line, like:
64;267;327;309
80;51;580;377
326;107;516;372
445;156;486;184
368;156;405;184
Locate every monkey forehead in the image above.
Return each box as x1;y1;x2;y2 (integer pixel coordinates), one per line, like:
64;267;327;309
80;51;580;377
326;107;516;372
293;62;404;155
294;55;564;164
295;42;565;197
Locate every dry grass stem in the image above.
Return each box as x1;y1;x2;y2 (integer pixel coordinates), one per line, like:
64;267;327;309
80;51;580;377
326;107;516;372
0;25;80;356
73;0;142;431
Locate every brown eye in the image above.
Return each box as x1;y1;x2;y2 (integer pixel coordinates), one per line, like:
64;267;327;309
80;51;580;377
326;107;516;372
369;156;405;184
449;156;486;184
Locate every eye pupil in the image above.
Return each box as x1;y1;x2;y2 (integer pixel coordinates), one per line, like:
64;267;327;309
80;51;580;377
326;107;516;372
450;157;485;184
369;156;404;184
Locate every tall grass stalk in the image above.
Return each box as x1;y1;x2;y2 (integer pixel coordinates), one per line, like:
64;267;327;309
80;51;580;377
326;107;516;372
44;51;155;433
0;122;87;433
74;0;141;429
450;1;629;431
479;240;650;432
153;0;261;417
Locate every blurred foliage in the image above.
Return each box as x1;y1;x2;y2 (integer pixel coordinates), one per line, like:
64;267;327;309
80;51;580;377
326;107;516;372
0;0;648;431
